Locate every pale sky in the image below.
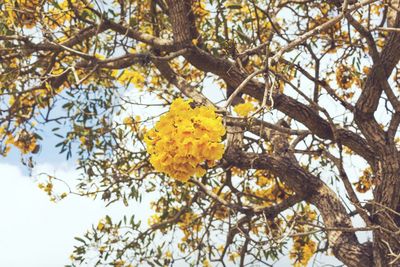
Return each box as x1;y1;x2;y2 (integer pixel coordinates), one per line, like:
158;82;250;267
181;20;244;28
0;162;151;267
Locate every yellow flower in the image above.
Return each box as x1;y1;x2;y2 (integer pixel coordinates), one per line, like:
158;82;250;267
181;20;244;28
123;116;141;132
6;0;40;28
336;64;357;89
148;214;161;226
165;250;172;259
228;252;240;262
6;131;38;154
114;260;125;267
353;167;373;193
290;238;317;267
114;69;145;87
363;66;371;75
144;98;225;182
97;221;105;231
254;170;273;187
99;246;106;254
234;102;256;117
202;259;211;267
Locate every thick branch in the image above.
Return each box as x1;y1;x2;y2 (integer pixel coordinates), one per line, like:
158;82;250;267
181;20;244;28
224;150;372;266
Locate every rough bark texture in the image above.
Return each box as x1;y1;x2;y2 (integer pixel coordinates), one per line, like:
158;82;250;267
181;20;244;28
352;6;400;266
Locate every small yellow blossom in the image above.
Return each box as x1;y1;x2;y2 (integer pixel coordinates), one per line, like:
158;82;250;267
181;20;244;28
113;69;145;87
6;131;38;154
228;252;240;262
233;102;256;117
202;259;211;267
353;167;373;193
123;116;141;132
99;246;106;254
97;220;105;231
336;64;358;89
165;250;172;259
114;260;125;267
363;66;371;75
290;238;316;267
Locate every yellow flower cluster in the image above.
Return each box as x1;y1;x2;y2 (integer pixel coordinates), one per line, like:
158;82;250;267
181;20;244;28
335;64;360;89
122;115;141;132
353;167;373;193
290;238;317;267
233;102;256;117
289;205;318;267
5;0;40;28
254;170;274;187
112;68;145;88
178;212;202;240
251;184;288;203
38;182;53;195
144;98;225;182
192;0;209;22
45;0;88;29
37;175;68;202
5;130;38;154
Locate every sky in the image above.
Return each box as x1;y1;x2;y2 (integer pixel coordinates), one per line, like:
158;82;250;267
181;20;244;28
0;161;153;267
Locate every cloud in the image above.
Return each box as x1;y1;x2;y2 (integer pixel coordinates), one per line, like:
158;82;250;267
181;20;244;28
0;163;150;267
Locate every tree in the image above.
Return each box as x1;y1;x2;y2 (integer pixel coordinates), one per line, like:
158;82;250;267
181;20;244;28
1;0;400;266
